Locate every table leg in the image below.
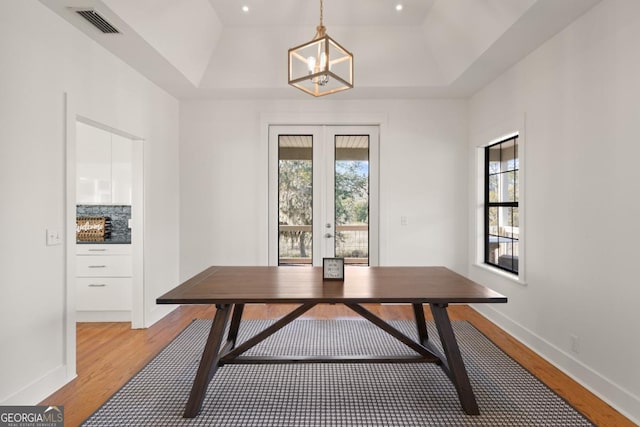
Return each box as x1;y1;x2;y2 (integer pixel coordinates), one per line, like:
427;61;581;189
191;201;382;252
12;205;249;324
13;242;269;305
412;303;429;345
183;304;232;418
430;303;480;415
226;304;244;349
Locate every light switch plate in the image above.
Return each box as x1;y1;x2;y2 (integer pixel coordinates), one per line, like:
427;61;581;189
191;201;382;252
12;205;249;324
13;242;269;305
46;228;62;246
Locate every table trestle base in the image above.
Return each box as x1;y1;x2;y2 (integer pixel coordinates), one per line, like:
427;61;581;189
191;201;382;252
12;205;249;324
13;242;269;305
183;302;479;418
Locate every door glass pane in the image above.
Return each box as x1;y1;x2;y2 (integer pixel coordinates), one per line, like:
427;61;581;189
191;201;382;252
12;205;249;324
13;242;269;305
335;135;369;265
278;135;313;265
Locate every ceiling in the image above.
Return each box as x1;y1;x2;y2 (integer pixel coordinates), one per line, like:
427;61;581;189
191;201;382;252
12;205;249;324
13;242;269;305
40;0;600;100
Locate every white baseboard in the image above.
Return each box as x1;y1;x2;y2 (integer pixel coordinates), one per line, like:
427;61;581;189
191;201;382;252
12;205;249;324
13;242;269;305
76;310;131;322
145;304;177;328
471;304;640;425
0;364;75;406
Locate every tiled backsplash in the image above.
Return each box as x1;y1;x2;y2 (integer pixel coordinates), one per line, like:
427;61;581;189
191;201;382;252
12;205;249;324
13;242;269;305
76;205;131;243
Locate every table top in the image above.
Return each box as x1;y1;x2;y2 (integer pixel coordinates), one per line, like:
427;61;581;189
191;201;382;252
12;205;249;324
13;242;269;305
157;266;507;305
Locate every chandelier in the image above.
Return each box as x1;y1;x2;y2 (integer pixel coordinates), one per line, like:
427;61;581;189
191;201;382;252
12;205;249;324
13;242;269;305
287;0;353;97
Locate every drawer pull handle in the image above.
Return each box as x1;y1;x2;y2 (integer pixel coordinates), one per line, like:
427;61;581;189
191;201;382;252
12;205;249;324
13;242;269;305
88;284;107;287
87;249;107;252
88;265;107;268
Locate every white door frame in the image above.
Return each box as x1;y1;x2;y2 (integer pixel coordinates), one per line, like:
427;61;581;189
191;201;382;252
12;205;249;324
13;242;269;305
268;124;379;266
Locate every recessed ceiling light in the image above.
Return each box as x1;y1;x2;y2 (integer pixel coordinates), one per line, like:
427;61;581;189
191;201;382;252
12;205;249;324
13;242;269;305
395;4;403;11
242;5;249;12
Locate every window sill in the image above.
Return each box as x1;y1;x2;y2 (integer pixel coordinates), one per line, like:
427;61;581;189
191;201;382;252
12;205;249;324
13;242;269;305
472;263;527;286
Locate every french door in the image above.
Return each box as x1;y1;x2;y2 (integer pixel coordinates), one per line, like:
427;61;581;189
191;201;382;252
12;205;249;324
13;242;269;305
268;125;379;267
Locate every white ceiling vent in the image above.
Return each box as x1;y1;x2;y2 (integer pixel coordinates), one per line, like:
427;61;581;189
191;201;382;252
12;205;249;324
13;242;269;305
74;9;120;34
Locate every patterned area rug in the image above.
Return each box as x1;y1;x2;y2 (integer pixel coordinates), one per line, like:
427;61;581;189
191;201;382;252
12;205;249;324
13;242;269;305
81;319;593;426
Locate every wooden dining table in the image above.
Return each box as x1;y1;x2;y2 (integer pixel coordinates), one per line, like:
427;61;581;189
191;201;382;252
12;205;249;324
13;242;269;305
156;266;507;418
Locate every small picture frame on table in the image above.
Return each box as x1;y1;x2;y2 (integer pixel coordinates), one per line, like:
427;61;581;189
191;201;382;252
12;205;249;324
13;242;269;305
323;257;345;281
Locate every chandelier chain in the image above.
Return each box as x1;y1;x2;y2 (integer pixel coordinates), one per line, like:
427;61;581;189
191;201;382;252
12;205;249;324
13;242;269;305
315;0;326;39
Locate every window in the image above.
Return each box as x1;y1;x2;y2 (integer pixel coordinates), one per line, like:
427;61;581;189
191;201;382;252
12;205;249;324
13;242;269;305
485;136;519;274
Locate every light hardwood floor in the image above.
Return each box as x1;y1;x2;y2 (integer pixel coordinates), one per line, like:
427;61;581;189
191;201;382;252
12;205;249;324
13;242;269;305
41;304;634;427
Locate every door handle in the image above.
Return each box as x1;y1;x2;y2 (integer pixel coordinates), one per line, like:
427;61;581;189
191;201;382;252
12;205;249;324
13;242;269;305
324;233;334;238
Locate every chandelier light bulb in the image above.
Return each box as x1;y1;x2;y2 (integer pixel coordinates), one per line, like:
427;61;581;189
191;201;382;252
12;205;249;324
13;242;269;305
307;56;316;72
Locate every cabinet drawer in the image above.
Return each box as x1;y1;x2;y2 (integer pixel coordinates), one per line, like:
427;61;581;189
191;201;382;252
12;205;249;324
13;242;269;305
76;278;132;311
77;244;131;255
76;255;132;277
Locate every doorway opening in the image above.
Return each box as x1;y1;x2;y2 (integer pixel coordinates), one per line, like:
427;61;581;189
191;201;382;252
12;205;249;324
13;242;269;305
71;117;144;328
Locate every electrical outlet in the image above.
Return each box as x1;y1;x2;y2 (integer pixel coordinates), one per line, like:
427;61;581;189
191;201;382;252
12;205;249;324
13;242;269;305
570;334;580;354
400;216;408;226
46;228;62;246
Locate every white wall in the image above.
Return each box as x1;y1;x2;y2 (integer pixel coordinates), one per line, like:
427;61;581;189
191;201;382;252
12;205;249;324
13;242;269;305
0;1;179;404
467;0;640;422
179;99;468;280
7;0;636;421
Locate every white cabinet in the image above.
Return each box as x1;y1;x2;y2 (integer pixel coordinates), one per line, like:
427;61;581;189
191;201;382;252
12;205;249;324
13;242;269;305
76;254;132;277
76;121;132;205
76;122;112;204
76;244;132;321
111;133;133;205
76;278;132;311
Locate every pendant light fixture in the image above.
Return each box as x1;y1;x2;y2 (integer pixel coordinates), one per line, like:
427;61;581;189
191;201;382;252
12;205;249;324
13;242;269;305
288;0;353;97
